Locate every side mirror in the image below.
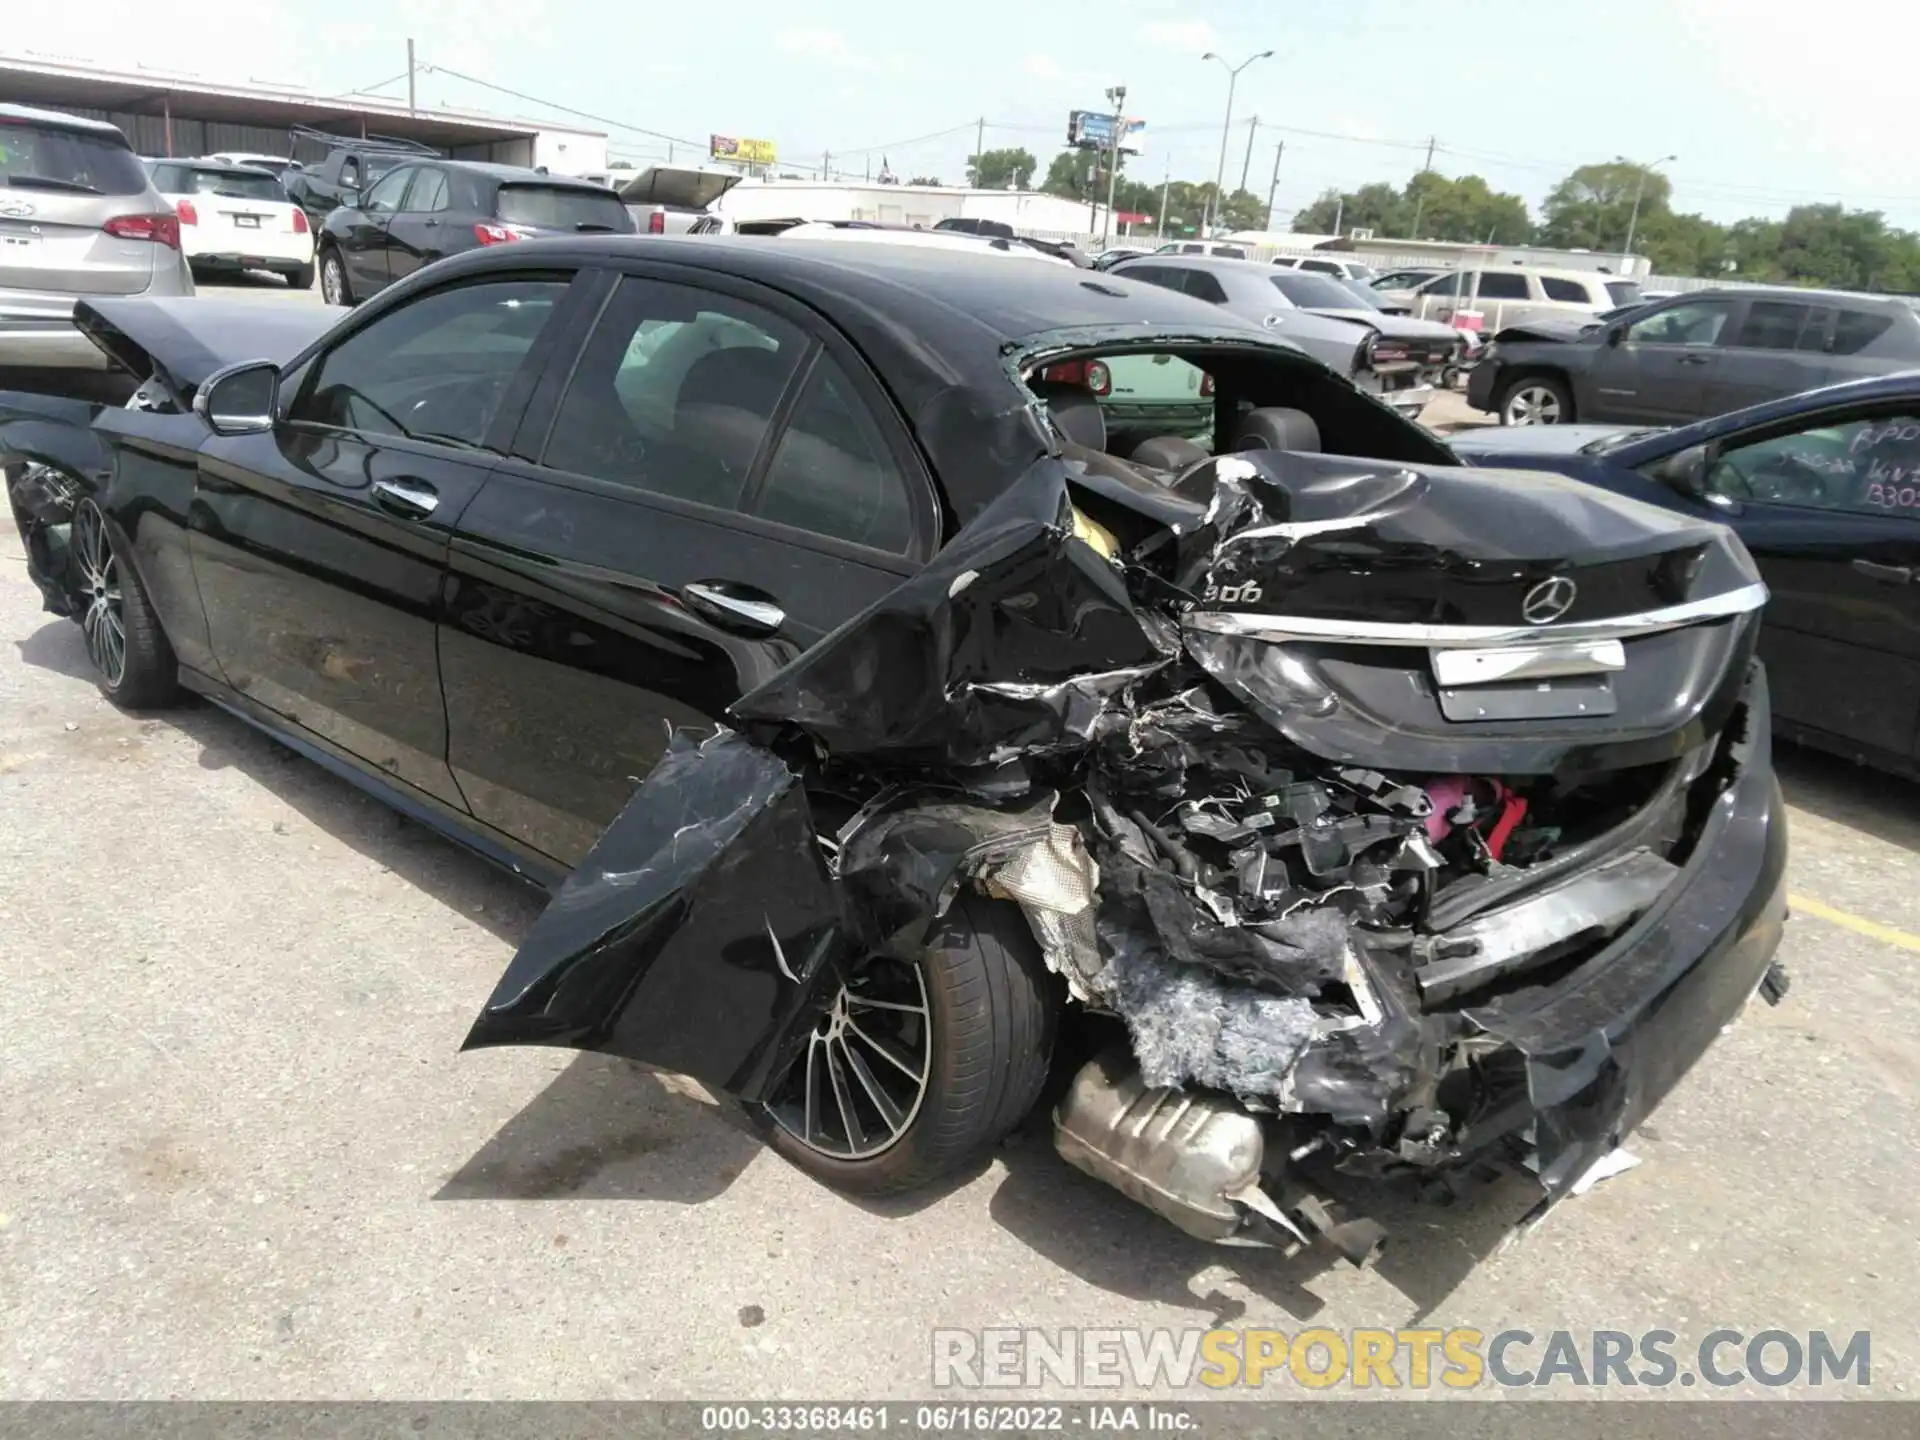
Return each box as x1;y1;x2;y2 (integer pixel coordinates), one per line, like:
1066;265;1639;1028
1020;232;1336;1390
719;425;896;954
339;186;361;208
194;360;281;436
1605;324;1626;347
1652;442;1712;499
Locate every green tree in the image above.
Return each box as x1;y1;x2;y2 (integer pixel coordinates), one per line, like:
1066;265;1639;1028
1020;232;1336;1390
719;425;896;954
1536;159;1672;252
1405;172;1531;244
1292;181;1408;237
1041;149;1096;200
966;147;1036;190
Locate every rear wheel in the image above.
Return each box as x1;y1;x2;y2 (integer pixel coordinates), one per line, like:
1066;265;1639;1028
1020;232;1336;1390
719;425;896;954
1497;373;1573;426
755;895;1056;1195
319;248;352;306
72;499;178;709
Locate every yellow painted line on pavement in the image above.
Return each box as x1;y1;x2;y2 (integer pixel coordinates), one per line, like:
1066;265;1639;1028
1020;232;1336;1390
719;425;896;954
1790;893;1920;954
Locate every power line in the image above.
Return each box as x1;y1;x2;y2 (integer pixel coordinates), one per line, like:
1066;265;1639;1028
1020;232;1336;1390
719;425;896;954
418;58;703;149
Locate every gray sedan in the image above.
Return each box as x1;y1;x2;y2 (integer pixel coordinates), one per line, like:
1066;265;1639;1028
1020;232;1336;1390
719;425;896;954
1109;254;1434;417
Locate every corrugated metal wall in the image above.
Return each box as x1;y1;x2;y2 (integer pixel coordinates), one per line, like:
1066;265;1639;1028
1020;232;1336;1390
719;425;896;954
33;101;532;166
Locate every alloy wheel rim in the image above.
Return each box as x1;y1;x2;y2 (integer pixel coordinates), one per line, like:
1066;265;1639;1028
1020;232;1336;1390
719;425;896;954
73;502;127;688
765;953;932;1161
1506;385;1562;425
322;256;343;304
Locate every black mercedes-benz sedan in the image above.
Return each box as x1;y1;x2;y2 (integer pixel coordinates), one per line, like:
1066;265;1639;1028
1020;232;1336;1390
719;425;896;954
2;237;1788;1255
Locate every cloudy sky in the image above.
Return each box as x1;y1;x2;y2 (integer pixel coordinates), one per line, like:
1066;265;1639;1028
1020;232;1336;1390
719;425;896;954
14;0;1917;227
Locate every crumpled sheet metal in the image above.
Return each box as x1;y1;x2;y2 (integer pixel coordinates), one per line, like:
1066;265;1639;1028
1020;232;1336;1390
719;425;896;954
463;729;847;1104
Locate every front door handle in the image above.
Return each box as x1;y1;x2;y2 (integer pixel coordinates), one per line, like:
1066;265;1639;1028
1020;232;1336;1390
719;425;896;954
682;580;785;637
371;476;439;519
1852;558;1916;586
1678;353;1712;365
422;218;440;228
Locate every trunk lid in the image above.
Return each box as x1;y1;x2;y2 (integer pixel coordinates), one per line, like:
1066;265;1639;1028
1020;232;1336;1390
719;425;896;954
615;164;744;211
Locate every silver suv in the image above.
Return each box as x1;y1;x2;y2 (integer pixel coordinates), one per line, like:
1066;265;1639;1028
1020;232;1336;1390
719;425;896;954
0;104;194;373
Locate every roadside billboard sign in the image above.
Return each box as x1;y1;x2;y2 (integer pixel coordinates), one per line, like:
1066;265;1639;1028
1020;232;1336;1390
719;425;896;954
1067;112;1146;155
710;135;778;166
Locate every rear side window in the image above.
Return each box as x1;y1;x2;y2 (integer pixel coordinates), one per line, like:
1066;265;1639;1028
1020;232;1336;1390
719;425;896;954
1213;245;1248;259
1299;258;1339;275
1540;277;1590;303
540;275;807;511
293;278;568;447
1732;301;1810;350
404;169;450;213
0;121;149;197
1606;281;1643;306
1796;307;1835;351
754;354;914;553
1180;271;1229;304
1832;309;1894;356
496;184;632;233
1118;265;1181;292
1476;273;1530;300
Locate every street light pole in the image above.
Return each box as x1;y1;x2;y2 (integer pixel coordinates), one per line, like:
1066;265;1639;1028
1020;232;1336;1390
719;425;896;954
1202;49;1272;237
1101;84;1127;248
1621;154;1676;270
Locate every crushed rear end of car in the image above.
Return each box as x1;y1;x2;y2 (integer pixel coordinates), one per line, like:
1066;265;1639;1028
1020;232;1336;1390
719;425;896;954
462;397;1788;1257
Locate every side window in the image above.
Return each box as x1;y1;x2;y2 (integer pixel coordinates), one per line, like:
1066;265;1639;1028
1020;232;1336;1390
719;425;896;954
1707;413;1920;516
1832;309;1895;356
1180;271;1229;304
1731;301;1809;351
1796;306;1836;352
1540;276;1589;303
290;277;567;447
404;169;450;213
1626;300;1735;347
754;354;915;553
1420;272;1463;296
1179;244;1204;254
540;275;807;512
360;166;412;214
1476;272;1530;300
1298;259;1338;275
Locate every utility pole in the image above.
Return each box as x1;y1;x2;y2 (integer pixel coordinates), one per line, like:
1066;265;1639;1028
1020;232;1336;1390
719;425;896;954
1333;194;1344;239
406;37;416;114
1240;115;1258;195
974;116;985;185
1159;162;1170;239
823;150;831;181
1101;84;1127;246
1202;49;1273;236
1265;141;1284;231
1422;134;1435;172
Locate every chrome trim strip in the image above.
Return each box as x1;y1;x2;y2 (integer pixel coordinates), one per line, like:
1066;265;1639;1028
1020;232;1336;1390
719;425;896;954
1184;581;1768;648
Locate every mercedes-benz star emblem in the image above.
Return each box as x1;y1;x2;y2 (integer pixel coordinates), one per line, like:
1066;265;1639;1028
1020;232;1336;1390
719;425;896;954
0;199;36;219
1522;575;1578;625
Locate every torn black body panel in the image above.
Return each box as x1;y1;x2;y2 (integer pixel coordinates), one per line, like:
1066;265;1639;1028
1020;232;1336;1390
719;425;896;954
463;731;848;1104
2;391;113;616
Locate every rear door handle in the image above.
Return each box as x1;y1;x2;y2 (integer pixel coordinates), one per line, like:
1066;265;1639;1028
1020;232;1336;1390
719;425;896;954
371;476;439;519
682;580;785;637
1852;558;1916;585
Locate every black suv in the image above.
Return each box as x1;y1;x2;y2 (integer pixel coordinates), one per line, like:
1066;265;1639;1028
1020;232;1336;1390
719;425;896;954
316;161;633;305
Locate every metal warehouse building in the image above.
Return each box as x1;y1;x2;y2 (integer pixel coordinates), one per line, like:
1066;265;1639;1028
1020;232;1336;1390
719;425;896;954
0;52;607;175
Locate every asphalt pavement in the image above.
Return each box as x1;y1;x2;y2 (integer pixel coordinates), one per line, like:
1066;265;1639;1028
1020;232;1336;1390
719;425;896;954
2;273;1917;1405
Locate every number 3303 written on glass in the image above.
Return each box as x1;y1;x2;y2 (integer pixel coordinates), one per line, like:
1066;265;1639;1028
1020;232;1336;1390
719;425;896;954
1865;480;1920;510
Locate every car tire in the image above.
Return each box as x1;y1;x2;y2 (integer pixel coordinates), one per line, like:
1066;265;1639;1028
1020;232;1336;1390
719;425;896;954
319;248;353;307
71;498;179;709
1497;373;1574;426
754;894;1057;1196
288;262;316;291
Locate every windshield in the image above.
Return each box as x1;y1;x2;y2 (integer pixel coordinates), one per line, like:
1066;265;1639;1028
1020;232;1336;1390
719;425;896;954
1606;280;1645;306
364;155;403;181
0;120;149;197
495;184;634;232
1271;272;1367;309
1344;262;1377;280
186;168;287;202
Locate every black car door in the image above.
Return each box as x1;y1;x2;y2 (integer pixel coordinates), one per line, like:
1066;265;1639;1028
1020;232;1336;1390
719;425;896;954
189;269;583;812
1586;297;1740;423
1691;407;1920;766
382;166;454;287
440;266;939;866
339;165;415;297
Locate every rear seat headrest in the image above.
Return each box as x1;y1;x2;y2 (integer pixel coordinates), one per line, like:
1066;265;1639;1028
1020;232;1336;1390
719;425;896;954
1233;406;1321;453
1031;380;1108;453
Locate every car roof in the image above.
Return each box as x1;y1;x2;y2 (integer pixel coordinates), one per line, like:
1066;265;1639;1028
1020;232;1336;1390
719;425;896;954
154;159;281;177
1673;285;1905;309
0;102;127;138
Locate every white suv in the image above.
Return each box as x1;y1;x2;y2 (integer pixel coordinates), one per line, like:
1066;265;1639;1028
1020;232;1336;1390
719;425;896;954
1407;266;1643;330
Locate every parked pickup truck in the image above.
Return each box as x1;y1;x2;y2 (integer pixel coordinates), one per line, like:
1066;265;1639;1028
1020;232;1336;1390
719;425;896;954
283;128;441;228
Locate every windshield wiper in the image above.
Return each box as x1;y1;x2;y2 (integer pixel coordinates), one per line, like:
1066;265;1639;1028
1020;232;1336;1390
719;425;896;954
2;175;104;194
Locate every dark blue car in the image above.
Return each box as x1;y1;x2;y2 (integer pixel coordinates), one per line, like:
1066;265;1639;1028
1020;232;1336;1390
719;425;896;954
1453;371;1920;778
